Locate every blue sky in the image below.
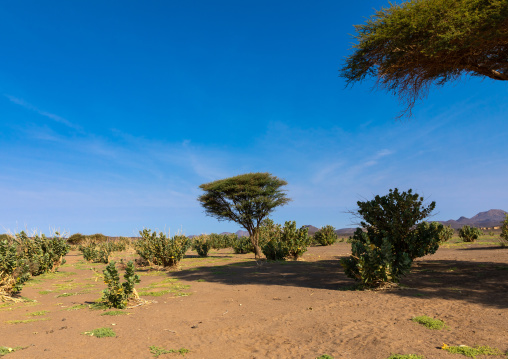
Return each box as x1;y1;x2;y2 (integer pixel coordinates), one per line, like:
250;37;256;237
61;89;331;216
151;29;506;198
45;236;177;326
1;1;507;236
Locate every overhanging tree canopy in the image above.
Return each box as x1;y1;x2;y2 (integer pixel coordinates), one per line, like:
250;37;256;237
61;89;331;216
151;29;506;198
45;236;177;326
198;172;291;258
340;0;508;116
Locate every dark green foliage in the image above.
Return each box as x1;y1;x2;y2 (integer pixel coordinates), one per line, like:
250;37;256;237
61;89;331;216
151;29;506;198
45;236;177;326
209;233;236;250
314;225;338;246
0;239;30;298
192;235;212;257
261;221;310;260
232;236;253;254
499;214;508;246
341;189;443;287
340;0;508;116
458;225;483;242
135;229;190;267
101;261;140;309
15;231;70;276
198;172;291;258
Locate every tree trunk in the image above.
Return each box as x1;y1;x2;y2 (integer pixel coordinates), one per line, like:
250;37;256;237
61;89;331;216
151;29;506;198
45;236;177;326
249;229;263;259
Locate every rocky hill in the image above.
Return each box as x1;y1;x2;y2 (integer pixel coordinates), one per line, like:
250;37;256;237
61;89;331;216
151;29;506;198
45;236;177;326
438;209;507;229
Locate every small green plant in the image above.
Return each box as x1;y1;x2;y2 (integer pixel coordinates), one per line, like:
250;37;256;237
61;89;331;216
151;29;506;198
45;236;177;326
192;234;212;257
27;310;48;316
314;225;338;246
101;261;140;309
135;230;190;267
386;355;424;359
78;240;112;264
316;355;334;359
412;315;447;330
441;344;504;358
458;225;483;242
488;230;495;237
149;346;189;357
83;327;116;338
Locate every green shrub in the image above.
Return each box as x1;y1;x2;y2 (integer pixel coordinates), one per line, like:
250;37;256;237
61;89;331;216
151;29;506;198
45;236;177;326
14;231;70;276
314;225;338;246
500;214;508;247
340;189;443;287
386;355;424;359
192;234;212;257
79;240;111;264
261;221;310;260
101;261;140;309
135;229;190;267
0;239;30;300
232;236;253;254
67;233;86;245
458;225;483;242
438;225;454;243
208;233;236;250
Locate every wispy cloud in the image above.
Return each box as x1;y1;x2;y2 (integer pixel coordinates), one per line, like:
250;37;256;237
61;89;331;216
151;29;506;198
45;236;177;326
5;95;82;130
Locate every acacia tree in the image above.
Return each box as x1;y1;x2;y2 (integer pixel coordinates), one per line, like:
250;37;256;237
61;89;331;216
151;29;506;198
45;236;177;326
340;0;508;116
198;173;291;258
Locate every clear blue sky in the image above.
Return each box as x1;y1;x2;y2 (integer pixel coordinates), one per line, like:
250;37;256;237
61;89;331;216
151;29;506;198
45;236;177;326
1;1;507;236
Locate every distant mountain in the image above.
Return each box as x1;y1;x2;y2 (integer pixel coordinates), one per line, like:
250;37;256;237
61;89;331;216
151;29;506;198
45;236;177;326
438;209;507;229
302;225;319;235
235;230;249;237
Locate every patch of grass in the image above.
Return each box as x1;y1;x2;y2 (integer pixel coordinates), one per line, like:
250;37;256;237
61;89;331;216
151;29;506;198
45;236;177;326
441;344;504;358
149;346;189;357
387;355;424;359
38;290;54;295
38;271;77;280
195;279;206;282
5;318;50;324
88;302;110;310
412;315;447;330
67;304;87;311
83;327;116;338
56;292;76;298
0;346;25;356
27;310;48;316
137;270;166;276
24;278;43;287
138;290;171;297
316;355;334;359
101;310;129;316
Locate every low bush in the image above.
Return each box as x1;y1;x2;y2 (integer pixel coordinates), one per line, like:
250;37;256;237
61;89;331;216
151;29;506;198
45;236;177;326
441;344;503;358
438;225;454;243
340;189;443;288
262;221;310;260
15;231;70;276
232;236;253;254
458;225;483;242
101;261;140;309
314;225;338;246
0;239;30;301
135;229;190;267
192;234;212;257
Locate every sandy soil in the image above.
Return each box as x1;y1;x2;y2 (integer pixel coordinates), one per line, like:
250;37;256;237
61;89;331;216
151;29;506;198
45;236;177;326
1;241;507;359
